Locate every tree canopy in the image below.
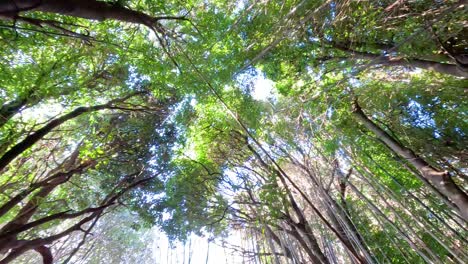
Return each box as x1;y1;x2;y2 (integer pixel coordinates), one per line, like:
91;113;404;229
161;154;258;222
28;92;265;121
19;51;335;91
0;0;467;263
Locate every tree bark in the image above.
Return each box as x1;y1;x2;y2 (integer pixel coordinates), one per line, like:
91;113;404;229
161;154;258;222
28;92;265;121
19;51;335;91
334;45;468;78
352;99;468;221
34;246;53;264
0;162;94;255
346;180;433;262
61;215;101;264
0;0;180;30
367;55;467;78
0;204;107;241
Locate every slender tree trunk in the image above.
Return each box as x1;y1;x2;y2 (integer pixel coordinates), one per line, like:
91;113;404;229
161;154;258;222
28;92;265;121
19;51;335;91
0;143;85;219
244;139;365;263
286;225;324;264
357;155;468;255
352;99;468;220
205;238;210;264
263;229;284;264
346;181;433;262
182;239;186;264
286;187;330;264
296;223;330;264
246;141;330;263
351;167;442;262
354;165;465;263
188;236;193;264
334;44;468;77
360;52;467;78
264;225;298;263
286;154;373;264
0;161;93;235
325;197;373;263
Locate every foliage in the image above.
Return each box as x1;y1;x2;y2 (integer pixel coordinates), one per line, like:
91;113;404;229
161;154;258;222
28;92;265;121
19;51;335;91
0;0;467;263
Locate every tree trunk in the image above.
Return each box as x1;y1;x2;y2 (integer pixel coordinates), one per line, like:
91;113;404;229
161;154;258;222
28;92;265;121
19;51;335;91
352;99;468;221
0;144;84;219
0;161;93;234
371;56;467;78
0;97;28;128
264;225;297;262
285;153;373;264
0;0;166;29
244;138;366;263
245;140;331;263
284;183;330;264
0;105;105;171
335;45;468;78
0;92;142;172
0;175;153;263
34;246;53;264
346;180;434;262
286;225;324;264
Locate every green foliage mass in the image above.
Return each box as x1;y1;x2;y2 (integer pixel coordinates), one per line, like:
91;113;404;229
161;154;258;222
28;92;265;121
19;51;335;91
0;0;467;263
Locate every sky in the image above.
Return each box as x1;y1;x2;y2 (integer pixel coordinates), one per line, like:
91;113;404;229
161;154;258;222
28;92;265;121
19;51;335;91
150;230;248;264
251;72;275;101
